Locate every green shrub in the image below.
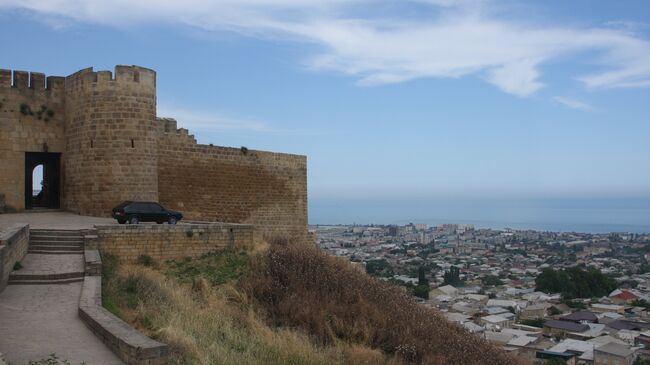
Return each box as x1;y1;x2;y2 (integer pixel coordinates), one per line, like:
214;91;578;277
165;250;249;286
20;103;32;115
413;284;430;299
137;254;155;267
13;261;22;271
520;318;545;328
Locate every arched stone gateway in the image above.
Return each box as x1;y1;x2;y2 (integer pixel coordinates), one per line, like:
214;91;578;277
24;152;61;210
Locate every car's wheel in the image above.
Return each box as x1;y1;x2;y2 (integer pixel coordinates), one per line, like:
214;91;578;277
117;219;126;224
168;216;177;225
129;216;139;225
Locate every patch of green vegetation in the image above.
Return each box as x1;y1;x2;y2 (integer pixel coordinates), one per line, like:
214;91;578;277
365;259;393;277
101;252;121;316
482;275;504;287
632;299;650;309
442;266;464;286
634;358;650;365
165;249;250;286
20;103;32;116
136;254;156;267
412;284;430;299
520;318;545;328
544;358;567;365
13;261;22;271
536;266;616;299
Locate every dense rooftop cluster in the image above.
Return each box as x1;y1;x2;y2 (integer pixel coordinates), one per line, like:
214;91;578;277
314;223;650;364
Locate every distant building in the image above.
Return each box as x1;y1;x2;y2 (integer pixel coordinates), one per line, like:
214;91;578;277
594;342;636;365
543;319;589;338
561;311;599;324
610;290;639;304
414;223;428;231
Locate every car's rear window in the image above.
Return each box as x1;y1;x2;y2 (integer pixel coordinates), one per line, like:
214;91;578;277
114;201;132;209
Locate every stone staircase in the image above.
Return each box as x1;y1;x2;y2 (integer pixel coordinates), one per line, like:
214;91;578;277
8;229;85;285
28;229;84;255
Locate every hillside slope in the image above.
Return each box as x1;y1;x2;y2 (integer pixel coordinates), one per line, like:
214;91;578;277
103;243;527;365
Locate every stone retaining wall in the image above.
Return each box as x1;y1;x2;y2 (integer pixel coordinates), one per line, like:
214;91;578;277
0;224;29;292
94;223;254;263
79;275;169;365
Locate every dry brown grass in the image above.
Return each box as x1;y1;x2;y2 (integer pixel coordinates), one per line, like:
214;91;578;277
104;243;528;365
249;243;528;365
105;258;396;365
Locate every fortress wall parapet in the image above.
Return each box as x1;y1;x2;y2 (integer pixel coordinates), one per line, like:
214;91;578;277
0;68;67;211
94;223;254;262
157;129;308;243
0;69;65;93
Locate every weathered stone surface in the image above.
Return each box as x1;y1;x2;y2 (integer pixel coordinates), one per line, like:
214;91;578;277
95;222;253;263
0;224;29;292
0;277;123;364
79;275;169;364
0;66;308;244
84;248;102;275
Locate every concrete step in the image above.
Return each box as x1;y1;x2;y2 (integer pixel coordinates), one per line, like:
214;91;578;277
30;245;83;251
7;277;84;285
30;240;84;245
30;241;84;247
30;230;83;237
9;271;84;281
29;240;83;246
30;235;83;241
27;248;84;255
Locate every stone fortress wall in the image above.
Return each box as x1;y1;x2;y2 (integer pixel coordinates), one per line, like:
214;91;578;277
157;118;308;243
0;71;66;211
0;66;308;243
63;67;159;216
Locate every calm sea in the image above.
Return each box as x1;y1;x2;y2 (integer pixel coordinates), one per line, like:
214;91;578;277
309;197;650;233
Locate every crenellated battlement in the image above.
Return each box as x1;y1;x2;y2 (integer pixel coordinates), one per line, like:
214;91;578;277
1;64;307;244
64;65;156;91
157;117;178;133
0;69;65;91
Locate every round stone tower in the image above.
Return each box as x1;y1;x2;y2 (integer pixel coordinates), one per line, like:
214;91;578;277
63;65;159;216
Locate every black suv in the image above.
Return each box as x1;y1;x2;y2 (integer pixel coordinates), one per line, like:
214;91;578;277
112;201;183;225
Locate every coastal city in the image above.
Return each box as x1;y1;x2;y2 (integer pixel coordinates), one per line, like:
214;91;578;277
314;223;650;365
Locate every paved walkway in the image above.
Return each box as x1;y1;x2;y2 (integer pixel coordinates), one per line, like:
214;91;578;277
0;283;123;364
0;231;123;364
16;254;84;276
0;212;114;232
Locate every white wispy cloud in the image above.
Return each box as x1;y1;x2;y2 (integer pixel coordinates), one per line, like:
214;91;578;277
553;96;594;111
2;0;650;96
157;105;323;136
157;105;270;133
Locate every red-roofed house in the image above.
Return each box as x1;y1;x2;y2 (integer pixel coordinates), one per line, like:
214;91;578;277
611;290;639;304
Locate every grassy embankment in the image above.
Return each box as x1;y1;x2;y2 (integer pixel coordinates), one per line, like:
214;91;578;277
102;243;526;365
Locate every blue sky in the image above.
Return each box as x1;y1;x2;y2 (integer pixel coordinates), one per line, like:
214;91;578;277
2;0;650;228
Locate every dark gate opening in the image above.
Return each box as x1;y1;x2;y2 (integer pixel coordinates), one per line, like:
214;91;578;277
25;152;61;209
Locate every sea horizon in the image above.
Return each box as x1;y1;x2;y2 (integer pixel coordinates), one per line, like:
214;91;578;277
309;196;650;234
